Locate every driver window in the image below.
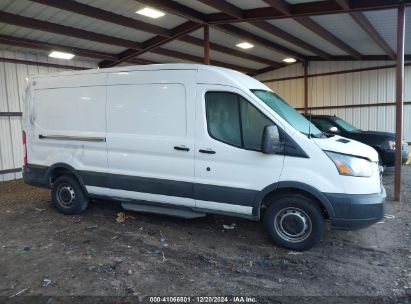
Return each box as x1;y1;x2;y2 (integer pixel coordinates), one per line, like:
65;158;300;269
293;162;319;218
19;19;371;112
205;91;272;151
206;92;242;147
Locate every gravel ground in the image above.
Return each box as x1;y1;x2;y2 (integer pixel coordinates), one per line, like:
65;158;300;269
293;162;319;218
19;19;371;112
0;167;410;303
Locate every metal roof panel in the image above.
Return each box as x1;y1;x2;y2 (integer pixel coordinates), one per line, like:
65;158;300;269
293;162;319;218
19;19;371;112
163;40;265;69
1;0;157;43
363;9;398;54
78;0;186;29
268;19;347;55
311;13;385;55
233;22;315;56
225;0;268;10
171;0;219;14
189;27;287;63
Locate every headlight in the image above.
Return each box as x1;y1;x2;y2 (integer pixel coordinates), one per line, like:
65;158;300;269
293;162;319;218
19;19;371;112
387;140;396;150
387;140;408;150
325;151;373;177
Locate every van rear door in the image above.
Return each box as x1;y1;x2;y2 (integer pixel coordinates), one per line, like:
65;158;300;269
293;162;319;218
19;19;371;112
105;70;196;207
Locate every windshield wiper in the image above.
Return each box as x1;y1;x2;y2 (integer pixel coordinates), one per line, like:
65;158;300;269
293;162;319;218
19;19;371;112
310;132;331;139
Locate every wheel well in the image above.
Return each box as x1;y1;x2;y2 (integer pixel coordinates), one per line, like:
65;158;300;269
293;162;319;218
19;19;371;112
261;187;329;219
48;166;88;194
49;167;77;185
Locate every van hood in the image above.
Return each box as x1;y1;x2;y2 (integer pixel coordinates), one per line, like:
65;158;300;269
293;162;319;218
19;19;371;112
312;135;379;162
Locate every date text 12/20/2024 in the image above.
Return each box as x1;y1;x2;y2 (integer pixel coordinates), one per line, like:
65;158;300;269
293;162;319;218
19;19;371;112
149;296;257;303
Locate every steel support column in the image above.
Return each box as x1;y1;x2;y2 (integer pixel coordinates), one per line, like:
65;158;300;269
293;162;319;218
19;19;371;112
304;61;309;114
204;24;210;64
394;3;405;201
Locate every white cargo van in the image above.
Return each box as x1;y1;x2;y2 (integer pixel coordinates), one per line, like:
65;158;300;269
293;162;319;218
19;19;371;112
22;64;385;250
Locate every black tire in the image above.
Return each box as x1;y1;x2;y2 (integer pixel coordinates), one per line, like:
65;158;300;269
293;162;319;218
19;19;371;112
51;175;89;215
264;194;324;251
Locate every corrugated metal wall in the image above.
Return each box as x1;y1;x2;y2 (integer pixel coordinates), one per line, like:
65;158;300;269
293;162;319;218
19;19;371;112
257;61;411;142
0;50;96;181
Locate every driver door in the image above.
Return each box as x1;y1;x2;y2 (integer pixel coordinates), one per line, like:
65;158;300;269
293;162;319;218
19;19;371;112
194;85;284;216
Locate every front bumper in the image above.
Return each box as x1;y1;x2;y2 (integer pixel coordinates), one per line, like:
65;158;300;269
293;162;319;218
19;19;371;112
326;186;386;230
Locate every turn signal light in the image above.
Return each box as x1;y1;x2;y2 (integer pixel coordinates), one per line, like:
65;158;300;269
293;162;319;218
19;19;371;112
335;160;350;175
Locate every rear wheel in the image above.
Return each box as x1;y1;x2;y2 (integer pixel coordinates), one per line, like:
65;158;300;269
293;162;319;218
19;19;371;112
264;194;324;251
51;175;88;214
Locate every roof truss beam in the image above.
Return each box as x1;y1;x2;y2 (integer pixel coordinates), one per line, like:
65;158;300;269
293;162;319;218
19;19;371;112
0;34;155;65
0;11;143;50
28;0;280;67
136;0;302;64
306;55;411;61
197;0;330;59
207;0;411;24
0;57;88;70
178;36;282;67
259;1;362;59
30;0;171;37
250;21;331;59
335;0;396;59
101;21;202;67
0;33;257;73
217;24;305;61
0;11;254;71
261;0;291;15
294;16;362;59
137;0;207;23
136;0;305;61
197;0;244;19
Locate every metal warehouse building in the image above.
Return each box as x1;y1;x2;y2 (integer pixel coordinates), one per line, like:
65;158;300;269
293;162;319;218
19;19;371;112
1;0;411;299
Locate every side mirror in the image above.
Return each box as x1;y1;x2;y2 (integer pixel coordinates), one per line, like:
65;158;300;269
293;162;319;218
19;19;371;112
262;125;283;154
329;126;339;133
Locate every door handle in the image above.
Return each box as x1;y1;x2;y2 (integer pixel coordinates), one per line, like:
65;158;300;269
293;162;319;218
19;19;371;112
199;149;216;154
174;145;190;152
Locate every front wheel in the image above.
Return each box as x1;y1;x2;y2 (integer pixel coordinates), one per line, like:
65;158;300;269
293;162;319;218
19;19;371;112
51;175;89;215
264;194;324;251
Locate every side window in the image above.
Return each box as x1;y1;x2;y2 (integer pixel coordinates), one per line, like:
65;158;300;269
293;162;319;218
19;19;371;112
206;92;242;147
240;100;272;150
311;118;334;132
205;92;272;151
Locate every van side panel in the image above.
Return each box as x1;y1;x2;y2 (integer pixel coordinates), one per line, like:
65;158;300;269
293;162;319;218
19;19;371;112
98;70;196;206
28;75;107;177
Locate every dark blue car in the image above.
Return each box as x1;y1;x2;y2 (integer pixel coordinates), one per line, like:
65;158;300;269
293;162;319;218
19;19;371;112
305;115;409;167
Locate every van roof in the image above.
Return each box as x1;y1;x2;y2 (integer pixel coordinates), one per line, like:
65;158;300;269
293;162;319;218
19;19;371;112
31;63;243;77
30;63;269;91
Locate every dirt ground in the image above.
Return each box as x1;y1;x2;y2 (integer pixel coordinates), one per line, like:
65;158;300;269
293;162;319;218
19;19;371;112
0;167;410;303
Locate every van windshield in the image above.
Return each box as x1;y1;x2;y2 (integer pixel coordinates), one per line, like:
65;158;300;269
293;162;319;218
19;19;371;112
251;90;322;138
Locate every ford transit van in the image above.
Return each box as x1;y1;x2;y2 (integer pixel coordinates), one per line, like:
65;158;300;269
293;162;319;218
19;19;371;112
22;64;385;251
